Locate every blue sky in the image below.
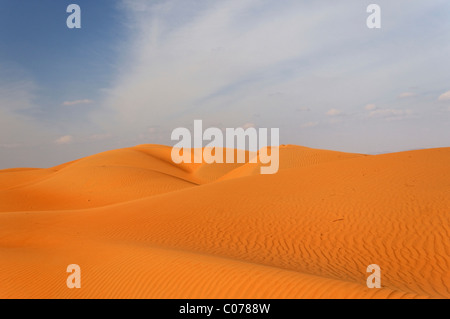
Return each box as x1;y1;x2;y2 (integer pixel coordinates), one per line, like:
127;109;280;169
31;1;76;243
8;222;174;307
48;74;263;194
0;1;121;98
0;0;449;168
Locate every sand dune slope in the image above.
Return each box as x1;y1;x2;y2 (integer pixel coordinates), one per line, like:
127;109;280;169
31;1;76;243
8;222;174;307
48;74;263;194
0;145;253;212
218;145;365;181
0;145;448;298
0;168;54;190
0;146;200;212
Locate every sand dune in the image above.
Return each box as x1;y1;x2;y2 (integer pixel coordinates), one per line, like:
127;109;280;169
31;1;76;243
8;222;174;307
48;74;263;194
218;145;365;181
0;145;448;298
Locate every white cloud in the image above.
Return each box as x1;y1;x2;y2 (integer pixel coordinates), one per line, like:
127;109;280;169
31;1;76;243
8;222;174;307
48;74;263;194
438;90;450;101
88;0;450;155
55;135;73;145
93;0;351;134
365;104;377;111
241;122;255;129
326;108;342;116
62;99;93;106
369;108;413;120
398;92;416;98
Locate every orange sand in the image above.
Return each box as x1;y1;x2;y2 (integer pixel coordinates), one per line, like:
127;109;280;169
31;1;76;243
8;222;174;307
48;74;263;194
0;144;449;299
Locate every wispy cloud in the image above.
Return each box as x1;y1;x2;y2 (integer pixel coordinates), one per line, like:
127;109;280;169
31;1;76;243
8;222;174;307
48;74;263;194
85;0;450;156
326;109;342;116
62;99;93;106
438;90;450;101
93;0;361;133
369;108;413;120
398;92;416;98
55;135;73;145
241;122;256;129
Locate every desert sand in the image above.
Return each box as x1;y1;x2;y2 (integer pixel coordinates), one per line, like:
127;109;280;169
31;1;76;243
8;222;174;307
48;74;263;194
0;144;449;298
